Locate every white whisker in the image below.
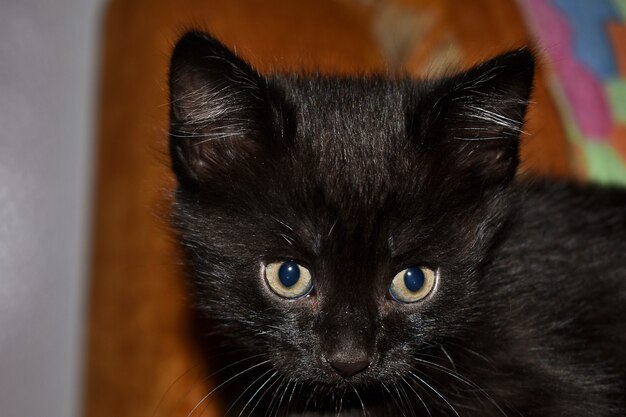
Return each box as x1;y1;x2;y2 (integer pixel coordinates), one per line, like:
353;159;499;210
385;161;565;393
407;370;461;417
400;374;432;417
244;371;281;417
186;359;270;417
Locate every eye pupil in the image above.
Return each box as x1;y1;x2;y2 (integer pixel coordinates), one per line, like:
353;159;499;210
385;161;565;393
404;267;425;292
278;262;300;287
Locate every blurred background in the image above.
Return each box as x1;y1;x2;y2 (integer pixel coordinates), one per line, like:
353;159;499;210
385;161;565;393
1;1;625;417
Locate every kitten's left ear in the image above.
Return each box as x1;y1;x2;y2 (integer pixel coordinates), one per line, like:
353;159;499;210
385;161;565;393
420;49;535;184
168;31;273;186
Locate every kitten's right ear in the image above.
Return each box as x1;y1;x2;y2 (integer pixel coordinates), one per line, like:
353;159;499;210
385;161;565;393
415;49;535;186
168;31;271;185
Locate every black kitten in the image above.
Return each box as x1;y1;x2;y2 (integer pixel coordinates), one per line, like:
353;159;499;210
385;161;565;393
168;31;626;417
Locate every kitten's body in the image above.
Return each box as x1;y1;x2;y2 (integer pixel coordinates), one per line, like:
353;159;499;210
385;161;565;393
450;182;626;416
168;32;626;416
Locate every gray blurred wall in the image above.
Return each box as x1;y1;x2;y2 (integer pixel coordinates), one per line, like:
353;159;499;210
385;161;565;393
0;0;103;416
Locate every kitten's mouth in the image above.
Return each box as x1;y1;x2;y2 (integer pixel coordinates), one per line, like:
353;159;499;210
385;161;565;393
283;381;390;414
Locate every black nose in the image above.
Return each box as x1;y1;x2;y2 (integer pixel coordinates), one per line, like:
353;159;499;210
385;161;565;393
328;360;370;378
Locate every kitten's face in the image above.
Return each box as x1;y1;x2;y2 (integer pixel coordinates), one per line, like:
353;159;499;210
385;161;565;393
169;32;533;395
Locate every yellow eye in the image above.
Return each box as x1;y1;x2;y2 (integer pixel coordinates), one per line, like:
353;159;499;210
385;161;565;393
389;266;436;303
264;261;313;299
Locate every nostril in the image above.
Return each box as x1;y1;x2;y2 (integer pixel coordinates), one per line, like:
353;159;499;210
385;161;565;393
328;360;370;378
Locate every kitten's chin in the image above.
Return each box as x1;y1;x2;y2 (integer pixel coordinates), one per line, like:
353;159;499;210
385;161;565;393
282;380;391;415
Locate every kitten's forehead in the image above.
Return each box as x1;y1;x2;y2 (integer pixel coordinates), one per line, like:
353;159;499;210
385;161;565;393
285;76;408;143
280;77;414;203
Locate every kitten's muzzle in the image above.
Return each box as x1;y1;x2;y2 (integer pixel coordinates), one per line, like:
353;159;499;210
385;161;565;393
328;360;370;378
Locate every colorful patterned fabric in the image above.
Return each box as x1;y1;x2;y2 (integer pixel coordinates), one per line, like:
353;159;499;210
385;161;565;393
517;0;626;184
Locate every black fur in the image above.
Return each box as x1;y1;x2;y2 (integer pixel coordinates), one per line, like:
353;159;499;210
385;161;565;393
168;31;626;416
